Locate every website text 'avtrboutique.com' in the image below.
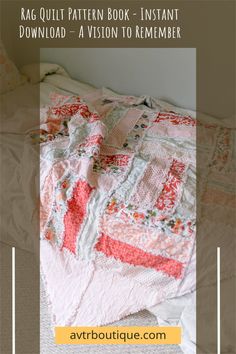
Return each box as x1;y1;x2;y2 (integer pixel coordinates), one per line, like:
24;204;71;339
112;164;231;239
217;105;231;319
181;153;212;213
55;327;181;345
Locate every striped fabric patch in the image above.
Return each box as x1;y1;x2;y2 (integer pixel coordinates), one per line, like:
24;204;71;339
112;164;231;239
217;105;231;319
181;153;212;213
95;233;183;279
62;180;94;254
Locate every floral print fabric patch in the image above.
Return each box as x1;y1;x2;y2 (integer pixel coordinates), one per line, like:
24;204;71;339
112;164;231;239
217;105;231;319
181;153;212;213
155;159;187;213
93;154;131;175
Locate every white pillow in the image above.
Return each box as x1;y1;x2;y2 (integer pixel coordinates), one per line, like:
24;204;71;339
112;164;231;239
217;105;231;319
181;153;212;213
20;62;70;84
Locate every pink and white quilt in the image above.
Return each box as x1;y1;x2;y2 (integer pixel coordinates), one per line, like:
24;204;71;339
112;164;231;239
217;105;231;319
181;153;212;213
38;90;234;327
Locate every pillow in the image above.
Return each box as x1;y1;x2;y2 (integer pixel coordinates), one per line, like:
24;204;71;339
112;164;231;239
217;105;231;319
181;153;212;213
20;62;70;84
0;40;25;94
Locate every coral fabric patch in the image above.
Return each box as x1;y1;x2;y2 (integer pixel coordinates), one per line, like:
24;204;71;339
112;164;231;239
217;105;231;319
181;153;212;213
93;154;130;174
155;159;187;213
51;102;82;117
62;180;94;254
95;233;183;279
154;112;196;126
100;154;130;167
79;134;104;148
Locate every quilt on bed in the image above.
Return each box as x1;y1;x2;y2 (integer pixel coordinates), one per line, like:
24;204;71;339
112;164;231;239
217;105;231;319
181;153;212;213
38;90;234;327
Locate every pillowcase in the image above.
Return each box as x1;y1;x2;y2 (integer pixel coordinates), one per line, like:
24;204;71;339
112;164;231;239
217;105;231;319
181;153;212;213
0;40;25;94
20;62;70;84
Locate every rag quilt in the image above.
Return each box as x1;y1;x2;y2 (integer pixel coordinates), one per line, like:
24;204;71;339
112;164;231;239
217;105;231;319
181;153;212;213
38;90;234;327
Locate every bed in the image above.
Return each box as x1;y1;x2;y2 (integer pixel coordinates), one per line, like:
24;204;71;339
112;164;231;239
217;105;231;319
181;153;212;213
1;58;235;354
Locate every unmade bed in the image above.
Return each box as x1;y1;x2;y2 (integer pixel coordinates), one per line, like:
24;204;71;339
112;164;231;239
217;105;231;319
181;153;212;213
1;63;235;354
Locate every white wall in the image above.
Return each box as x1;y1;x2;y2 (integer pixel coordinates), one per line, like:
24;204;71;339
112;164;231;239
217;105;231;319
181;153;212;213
40;48;196;110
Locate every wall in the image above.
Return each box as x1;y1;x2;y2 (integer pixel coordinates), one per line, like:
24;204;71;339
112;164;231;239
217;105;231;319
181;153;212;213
40;48;196;110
